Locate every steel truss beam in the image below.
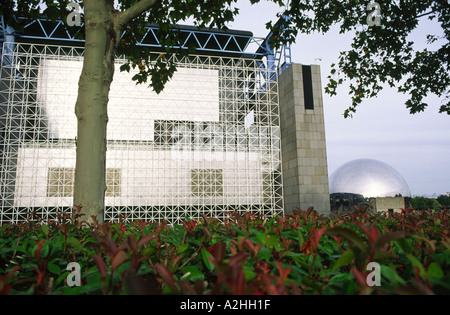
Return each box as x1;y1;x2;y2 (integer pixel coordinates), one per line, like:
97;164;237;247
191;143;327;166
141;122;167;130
1;15;292;79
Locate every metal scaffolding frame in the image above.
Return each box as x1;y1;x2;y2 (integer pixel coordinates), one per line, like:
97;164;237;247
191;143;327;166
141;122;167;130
0;41;284;224
0;14;290;223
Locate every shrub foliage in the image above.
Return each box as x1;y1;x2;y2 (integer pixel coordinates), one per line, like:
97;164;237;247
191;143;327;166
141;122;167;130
1;206;449;295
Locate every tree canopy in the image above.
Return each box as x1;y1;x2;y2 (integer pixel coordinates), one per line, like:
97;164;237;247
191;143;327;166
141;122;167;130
410;195;446;211
270;0;449;117
1;1;448;117
1;0;251;93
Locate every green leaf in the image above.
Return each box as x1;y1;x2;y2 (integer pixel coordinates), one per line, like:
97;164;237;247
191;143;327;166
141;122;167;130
290;253;311;270
82;272;103;294
181;266;204;282
177;243;189;254
380;265;406;286
254;229;266;245
67;236;82;250
326;226;365;252
266;234;278;249
407;254;426;278
201;248;215;272
37;241;50;258
331;249;355;271
41;224;49;237
61;285;85;295
394;237;412;254
297;229;305;247
319;240;335;256
55;271;70;287
243;265;257;281
48;261;61;274
329;272;352;283
427;262;444;279
257;247;272;261
142;246;156;257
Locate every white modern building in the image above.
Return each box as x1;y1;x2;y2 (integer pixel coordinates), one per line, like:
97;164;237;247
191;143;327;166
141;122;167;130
0;17;330;223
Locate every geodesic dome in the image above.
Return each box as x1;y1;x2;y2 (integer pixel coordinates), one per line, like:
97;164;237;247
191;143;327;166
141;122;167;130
329;158;411;198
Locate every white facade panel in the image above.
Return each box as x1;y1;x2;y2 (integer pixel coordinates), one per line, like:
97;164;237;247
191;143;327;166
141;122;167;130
14;147;263;208
37;59;219;141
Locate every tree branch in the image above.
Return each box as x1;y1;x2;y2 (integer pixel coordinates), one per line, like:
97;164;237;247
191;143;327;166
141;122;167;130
118;0;159;26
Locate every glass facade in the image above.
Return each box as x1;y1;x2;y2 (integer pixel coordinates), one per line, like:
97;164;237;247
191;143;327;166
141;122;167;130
0;43;283;223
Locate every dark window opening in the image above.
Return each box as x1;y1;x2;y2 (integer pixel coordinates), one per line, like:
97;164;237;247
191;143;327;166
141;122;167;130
302;65;314;110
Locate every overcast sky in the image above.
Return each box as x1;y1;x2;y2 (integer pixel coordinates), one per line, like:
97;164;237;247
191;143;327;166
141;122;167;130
227;0;450;197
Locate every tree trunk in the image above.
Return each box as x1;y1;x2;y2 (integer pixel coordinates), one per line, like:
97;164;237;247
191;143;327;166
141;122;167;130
73;0;118;223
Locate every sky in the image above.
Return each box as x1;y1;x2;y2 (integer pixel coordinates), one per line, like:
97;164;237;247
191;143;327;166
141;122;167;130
226;0;450;197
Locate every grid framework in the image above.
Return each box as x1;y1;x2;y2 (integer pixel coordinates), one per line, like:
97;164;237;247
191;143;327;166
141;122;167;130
0;42;283;224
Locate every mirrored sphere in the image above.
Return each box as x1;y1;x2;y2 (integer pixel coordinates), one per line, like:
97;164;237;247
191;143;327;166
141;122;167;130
329;158;411;198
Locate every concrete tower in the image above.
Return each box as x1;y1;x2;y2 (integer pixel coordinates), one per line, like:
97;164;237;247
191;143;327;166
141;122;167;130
278;63;330;215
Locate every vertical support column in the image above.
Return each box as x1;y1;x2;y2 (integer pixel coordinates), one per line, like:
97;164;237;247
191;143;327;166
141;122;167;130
278;63;330;215
0;45;22;215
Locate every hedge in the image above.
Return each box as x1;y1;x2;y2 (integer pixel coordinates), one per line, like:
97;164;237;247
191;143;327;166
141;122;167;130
1;206;449;295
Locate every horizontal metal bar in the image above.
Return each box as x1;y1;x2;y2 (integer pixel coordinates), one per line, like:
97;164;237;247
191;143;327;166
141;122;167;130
13;17;271;57
2;16;292;75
